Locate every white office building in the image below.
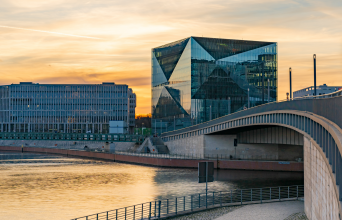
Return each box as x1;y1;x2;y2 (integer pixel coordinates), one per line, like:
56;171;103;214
293;84;342;98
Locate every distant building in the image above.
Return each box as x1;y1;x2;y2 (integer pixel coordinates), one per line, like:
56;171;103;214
152;37;278;134
293;84;342;98
0;82;136;134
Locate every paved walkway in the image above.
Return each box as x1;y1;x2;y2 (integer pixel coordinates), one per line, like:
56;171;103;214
215;201;305;220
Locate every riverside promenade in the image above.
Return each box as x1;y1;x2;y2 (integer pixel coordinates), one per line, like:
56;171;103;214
0;146;303;172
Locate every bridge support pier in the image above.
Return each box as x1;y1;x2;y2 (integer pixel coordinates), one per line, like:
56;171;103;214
304;136;340;220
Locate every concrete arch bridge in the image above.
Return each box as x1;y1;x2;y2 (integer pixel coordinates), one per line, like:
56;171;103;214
161;92;342;220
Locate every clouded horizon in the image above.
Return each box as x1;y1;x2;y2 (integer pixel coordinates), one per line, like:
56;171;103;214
1;0;341;114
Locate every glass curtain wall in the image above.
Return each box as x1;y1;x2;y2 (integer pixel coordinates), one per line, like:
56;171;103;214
152;37;277;135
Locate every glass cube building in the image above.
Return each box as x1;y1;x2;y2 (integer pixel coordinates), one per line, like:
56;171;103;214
152;37;277;134
0;82;136;134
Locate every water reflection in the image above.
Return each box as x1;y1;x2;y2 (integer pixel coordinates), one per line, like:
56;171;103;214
0;152;303;220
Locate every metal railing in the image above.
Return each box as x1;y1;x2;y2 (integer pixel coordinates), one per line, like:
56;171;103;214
114;151;285;161
72;185;304;220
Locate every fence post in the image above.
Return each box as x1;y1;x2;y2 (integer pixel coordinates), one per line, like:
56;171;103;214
251;189;252;201
297;185;299;200
220;192;222;206
141;204;143;220
191;195;193;211
199;194;200;208
167;199;169;214
230;190;232;203
107;211;108;220
149;202;151;219
184;196;185;211
279;187;281;201
213;192;215;206
270;187;271;200
158;200;161;218
133;206;135;220
260;188;262;204
116;209;118;220
125;207;126;220
240;190;242;205
176;197;177;214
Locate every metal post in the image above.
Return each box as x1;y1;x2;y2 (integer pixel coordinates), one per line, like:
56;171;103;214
184;196;185;211
260;188;262;204
107;211;108;220
125;208;126;220
210;105;212;121
228;97;231;114
176;198;177;214
314;54;317;96
154;201;156;217
167;199;169;214
231;190;232;203
220;192;222;206
288;186;289;198
133;206;135;220
149;202;151;219
267;79;270;103
199;194;200;208
251;189;252;201
289;67;292;99
97;214;99;220
270;187;271;200
206;162;208;208
174;116;175;130
241;190;242;205
158;201;161;218
247;88;250;108
116;209;118;220
297;185;299;200
191;195;193;211
279;187;281;201
213;192;215;205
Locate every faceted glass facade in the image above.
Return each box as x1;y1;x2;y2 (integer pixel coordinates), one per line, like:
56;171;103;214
152;37;277;134
0;82;136;133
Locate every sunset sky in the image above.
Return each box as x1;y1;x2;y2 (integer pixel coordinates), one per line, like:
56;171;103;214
1;0;341;114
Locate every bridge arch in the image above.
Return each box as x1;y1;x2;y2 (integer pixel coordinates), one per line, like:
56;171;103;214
162;110;342;219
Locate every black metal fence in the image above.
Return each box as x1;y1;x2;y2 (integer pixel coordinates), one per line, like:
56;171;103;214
72;185;304;220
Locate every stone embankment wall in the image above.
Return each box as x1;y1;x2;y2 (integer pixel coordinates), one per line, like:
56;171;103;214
304;136;340;219
0;146;303;171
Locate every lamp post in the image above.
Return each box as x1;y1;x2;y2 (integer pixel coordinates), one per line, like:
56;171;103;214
314;54;317;96
289;67;292;99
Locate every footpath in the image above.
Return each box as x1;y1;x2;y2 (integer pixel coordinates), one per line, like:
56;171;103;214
215;200;306;220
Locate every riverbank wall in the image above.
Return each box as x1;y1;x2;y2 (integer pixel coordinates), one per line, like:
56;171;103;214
0;146;303;172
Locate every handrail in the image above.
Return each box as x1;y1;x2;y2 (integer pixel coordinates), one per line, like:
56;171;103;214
72;185;304;220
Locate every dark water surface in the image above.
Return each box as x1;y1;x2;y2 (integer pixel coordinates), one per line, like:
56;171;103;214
0;151;303;220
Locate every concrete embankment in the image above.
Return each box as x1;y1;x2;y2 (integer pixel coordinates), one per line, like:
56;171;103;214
0;146;303;172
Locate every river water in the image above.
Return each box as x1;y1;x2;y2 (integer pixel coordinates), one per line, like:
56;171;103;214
0;151;303;220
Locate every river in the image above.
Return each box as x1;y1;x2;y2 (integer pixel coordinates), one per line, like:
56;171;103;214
0;151;303;220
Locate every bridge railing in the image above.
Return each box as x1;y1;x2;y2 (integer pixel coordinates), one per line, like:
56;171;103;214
72;185;304;220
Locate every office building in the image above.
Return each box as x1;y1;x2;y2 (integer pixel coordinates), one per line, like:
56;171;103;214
0;82;136;133
293;84;342;98
152;37;277;133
